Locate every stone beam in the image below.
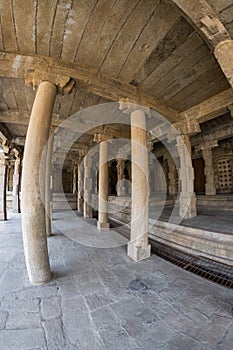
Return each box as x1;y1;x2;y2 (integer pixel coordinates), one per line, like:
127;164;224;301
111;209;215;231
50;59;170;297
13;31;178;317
191;123;233;147
0;110;130;139
170;0;230;48
0;52;179;122
170;0;233;89
180;89;233;122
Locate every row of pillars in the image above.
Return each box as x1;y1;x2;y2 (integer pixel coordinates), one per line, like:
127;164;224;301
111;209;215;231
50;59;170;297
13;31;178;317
76;107;151;260
0;74;219;285
0;155;21;220
18;77;152;284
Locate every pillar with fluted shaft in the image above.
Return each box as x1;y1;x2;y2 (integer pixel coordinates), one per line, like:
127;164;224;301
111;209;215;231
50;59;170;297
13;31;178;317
22;71;74;284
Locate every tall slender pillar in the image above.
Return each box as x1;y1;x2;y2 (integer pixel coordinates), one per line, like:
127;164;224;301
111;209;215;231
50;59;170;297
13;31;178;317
45;133;54;237
168;117;200;219
0;157;7;221
119;102;151;261
176;135;196;219
201;141;218;195
130;108;151;260
77;158;84;213
165;156;178;196
7;163;14;191
94;134;111;231
116;158;126;196
72;163;77;194
12;155;21;213
83;154;93;218
22;72;74;285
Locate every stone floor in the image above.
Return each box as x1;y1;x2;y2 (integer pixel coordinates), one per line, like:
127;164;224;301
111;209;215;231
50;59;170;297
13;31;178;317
152;207;233;234
0;212;233;350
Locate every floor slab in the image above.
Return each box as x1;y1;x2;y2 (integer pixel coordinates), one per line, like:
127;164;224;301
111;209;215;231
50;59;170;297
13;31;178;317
0;212;232;350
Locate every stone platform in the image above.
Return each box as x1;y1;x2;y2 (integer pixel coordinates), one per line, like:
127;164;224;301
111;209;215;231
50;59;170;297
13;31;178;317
0;212;232;349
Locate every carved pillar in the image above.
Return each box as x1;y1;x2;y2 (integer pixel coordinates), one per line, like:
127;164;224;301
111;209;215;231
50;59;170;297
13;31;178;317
165;155;177;196
7;163;14;191
72;163;77;194
201;141;218;196
83;153;93;218
119;101;151;261
12;155;21;213
170;117;200;219
77;157;84;213
176;135;196;218
22;71;74;285
116;158;126;196
0;157;8;221
94;134;111;231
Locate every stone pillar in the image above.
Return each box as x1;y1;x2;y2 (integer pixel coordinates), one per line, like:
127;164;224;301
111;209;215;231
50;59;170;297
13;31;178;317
166;156;177;196
7;163;14;191
12;155;21;213
116;158;126;196
168;117;200;219
0;158;7;221
72;163;77;194
22;72;74;285
83;154;93;218
119;101;151;261
45;133;54;237
94;134;111;231
176;135;196;219
130;108;151;260
148;157;155;195
77;159;84;213
201;141;218;196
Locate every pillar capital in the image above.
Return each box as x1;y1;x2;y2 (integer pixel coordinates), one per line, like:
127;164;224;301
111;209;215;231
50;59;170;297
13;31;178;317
1;139;11;156
0;156;9;166
25;70;75;94
168;116;200;142
94;133;112;143
119;99;151;116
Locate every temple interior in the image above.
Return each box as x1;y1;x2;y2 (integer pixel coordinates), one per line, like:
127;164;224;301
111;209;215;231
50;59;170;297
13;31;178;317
0;1;233;349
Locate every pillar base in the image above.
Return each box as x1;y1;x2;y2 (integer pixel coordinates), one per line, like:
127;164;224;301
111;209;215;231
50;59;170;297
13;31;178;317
29;274;52;286
84;206;93;219
97;221;110;232
127;241;151;261
0;212;6;221
12;195;20;213
78;198;84;213
179;194;197;219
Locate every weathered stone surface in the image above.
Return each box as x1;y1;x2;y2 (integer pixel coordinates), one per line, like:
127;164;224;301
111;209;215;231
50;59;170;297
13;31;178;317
42;318;66;350
41;296;61;319
0;329;46;349
0;212;233;349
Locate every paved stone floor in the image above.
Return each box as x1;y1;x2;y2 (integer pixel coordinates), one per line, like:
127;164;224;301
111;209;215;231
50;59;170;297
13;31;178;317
152;208;233;234
0;212;233;350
